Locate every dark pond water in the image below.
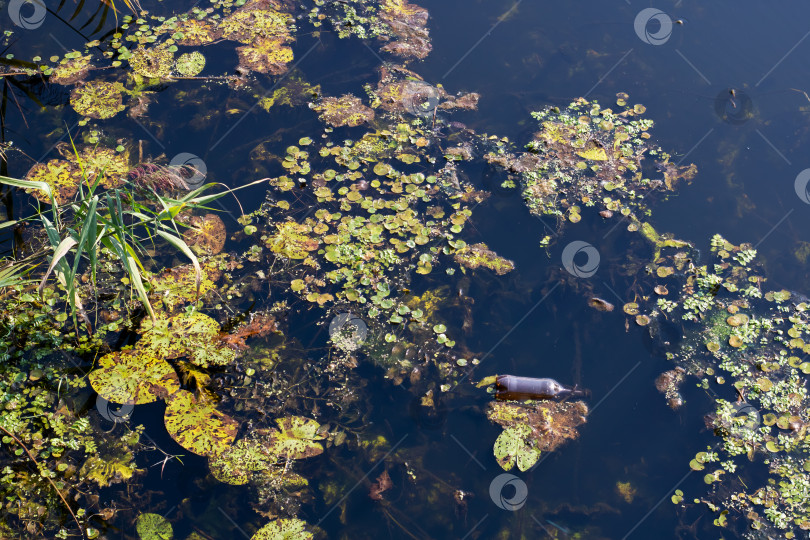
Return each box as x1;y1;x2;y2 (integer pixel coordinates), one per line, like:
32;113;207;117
4;0;810;538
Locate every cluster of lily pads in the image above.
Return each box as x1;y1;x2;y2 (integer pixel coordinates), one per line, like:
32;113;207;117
488;95;697;245
620;234;810;536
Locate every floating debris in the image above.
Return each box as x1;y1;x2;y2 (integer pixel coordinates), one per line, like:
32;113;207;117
588;297;615;312
495;375;588;401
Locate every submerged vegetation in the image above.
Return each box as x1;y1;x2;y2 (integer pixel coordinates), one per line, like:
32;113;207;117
0;0;806;538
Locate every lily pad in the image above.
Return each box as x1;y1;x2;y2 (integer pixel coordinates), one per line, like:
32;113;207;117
136;513;173;540
209;437;310;487
175;51;206;77
487;400;588;472
148;260;222;311
61;144;129;189
313;95;375;127
138;311;236;367
493;425;541;471
130;45;174;79
267;221;319;259
250;518;313;540
237;37;294;75
70;81;126;119
261;416;326;460
23;159;80;205
164;390;239;457
89;347;180;405
181;214;227;256
50;54;93;85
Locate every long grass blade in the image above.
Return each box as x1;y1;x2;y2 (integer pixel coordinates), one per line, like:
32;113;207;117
0;175;52;200
156;230;202;295
38;236;77;294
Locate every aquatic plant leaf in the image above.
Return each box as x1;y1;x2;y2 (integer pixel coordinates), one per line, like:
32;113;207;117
453;243;515;275
89;347;180;405
267;221;319;259
138;311;234;366
262;416;325;459
312;95;375;127
59;144;129;189
70;81;126;119
139;311;217;357
209;438;267;485
488;400;588;471
218;0;294;44
80;452;140;487
188;340;237;368
130;45;174;78
237;37;293;75
50;54;93;85
493;425;529;471
250;518;313;540
209;437;310;487
23;159;81;205
175;51;206;77
148;260;222;311
135;512;173;540
174;19;222;46
164;390;239;457
180;213;227;256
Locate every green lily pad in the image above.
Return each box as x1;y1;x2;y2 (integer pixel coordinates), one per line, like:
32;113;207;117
250;518;313;540
267;221;319;259
494;425;540;472
175;51;206;77
136;513;173;540
164;390;239;457
70;81;126;119
89;347;180;405
262;416;326;460
130;45;174;78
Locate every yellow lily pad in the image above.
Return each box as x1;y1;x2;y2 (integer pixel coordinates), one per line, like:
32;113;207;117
261;416;326;460
89;347;180;405
250;518;313;540
138;311;236;367
164;390;239;457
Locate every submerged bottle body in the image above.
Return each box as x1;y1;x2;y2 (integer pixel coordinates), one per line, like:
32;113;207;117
495;375;588;401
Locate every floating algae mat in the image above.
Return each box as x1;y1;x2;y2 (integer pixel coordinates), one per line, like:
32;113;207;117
0;0;809;538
